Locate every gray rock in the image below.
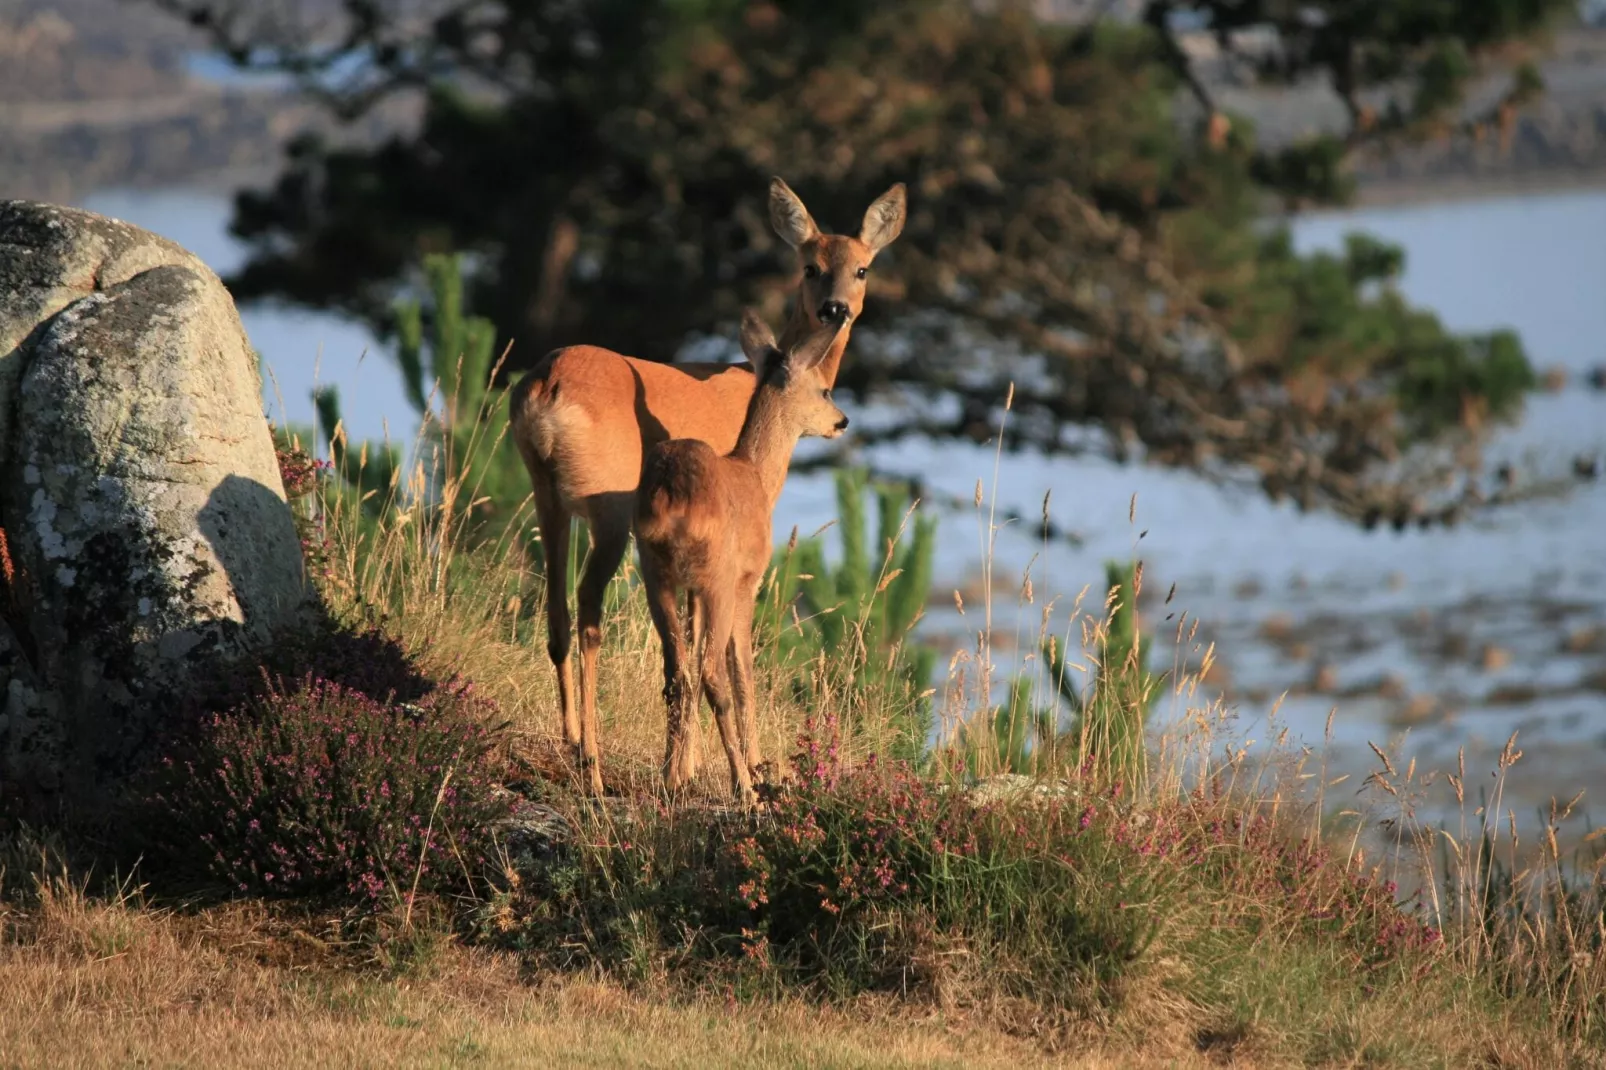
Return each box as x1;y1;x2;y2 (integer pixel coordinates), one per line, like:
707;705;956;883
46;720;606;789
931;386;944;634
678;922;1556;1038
967;773;1083;807
0;200;311;801
492;789;577;881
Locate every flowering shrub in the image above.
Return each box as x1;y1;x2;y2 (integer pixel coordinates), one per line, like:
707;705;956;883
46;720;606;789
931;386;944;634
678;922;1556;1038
274;439;335;582
146;675;508;900
712;717;1441;1000
714;715;1160;1000
275;442;331;502
507;715;1441;1016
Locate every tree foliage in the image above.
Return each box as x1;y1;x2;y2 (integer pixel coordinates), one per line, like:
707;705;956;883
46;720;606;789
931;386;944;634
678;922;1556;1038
156;0;1571;521
316;252;527;526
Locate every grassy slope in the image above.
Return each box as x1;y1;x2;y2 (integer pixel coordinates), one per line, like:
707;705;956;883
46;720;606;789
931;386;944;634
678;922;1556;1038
2;465;1602;1068
0;865;1581;1069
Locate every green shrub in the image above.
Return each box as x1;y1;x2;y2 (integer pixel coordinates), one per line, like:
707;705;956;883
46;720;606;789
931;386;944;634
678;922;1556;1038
1054;560;1160;786
720;717;1161;1004
314;252;529;536
954;559;1159;783
761;469;937;757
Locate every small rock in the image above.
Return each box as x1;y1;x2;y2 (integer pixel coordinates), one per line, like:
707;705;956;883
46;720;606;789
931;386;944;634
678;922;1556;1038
1396;694;1439;726
1479;644;1512;673
493;790;576;880
1377;673;1407;700
1310;663;1339;694
1539;366;1569;392
968;774;1079;807
1563;626;1602;655
1258;612;1294;642
1198;659;1232;691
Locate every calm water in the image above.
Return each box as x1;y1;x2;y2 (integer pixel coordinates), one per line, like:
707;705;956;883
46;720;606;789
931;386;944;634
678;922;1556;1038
79;186;1606;821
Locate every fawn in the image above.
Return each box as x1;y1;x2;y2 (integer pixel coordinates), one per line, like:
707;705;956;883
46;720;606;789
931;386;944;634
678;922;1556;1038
510;178;905;793
633;310;849;804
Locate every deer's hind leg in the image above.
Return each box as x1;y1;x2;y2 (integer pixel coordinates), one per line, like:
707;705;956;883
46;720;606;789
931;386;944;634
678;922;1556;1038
532;480;581;755
574;494;632;796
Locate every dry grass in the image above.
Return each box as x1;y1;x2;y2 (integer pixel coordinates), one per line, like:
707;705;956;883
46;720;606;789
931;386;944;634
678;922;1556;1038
0;870;1226;1069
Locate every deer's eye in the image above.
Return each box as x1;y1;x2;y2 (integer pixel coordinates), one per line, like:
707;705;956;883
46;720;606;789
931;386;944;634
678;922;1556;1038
803;264;820;279
855;266;868;280
823;389;833;401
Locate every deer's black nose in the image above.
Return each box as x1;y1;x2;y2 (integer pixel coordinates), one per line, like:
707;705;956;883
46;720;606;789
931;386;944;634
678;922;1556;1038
834;415;850;431
819;300;849;324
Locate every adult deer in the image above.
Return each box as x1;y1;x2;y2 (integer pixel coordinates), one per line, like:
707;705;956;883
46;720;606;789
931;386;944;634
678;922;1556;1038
635;311;849;804
510;178;906;794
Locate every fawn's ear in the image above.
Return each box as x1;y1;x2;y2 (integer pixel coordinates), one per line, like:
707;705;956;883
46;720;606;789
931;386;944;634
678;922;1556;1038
858;183;907;254
739;308;782;375
769;177;821;249
788;317;846;373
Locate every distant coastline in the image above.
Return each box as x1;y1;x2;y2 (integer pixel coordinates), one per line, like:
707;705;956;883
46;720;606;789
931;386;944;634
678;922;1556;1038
6;3;1606;216
1349;169;1606;212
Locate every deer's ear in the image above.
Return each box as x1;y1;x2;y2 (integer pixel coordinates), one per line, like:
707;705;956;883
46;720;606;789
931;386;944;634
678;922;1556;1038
789;318;845;372
858;183;907;254
739;308;782;374
769;177;820;249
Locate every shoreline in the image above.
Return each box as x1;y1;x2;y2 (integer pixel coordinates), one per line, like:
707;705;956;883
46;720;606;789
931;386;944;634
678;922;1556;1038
63;161;1606;222
1345;168;1606;213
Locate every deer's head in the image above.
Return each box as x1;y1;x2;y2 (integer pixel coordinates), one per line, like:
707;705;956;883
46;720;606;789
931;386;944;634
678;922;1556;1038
769;178;906;329
739;309;850;440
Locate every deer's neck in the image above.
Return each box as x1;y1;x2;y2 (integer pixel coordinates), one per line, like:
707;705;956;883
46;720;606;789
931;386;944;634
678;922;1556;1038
779;291;851;387
732;389;803;511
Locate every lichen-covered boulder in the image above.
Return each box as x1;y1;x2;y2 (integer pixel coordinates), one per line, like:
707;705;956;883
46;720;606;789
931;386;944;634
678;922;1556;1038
0;201;311;801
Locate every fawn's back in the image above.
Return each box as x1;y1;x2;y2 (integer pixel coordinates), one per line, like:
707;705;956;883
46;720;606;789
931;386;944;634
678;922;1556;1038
636;442;772;592
634;310;849;597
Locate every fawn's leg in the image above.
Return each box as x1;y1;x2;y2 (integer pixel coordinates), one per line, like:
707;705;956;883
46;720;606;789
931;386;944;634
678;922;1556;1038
699;590;756;807
574;500;631;796
728;590;766;781
533;485;580;753
639;554;695;793
672;591;705;784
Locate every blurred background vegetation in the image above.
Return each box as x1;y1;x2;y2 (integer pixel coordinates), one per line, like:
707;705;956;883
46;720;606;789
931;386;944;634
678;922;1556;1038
148;0;1573;529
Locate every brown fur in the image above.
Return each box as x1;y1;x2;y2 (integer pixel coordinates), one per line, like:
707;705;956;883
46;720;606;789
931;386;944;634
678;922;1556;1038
635;312;848;803
509;178;906;794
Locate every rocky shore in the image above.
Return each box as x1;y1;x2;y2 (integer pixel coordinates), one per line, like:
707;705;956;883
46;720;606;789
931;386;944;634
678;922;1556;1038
0;0;416;203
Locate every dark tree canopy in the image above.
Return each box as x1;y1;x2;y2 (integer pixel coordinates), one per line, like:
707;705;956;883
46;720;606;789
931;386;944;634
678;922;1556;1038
153;0;1573;522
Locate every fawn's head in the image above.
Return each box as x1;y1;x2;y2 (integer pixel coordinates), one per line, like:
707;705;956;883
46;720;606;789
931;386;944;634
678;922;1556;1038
739;309;850;440
770;178;906;329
